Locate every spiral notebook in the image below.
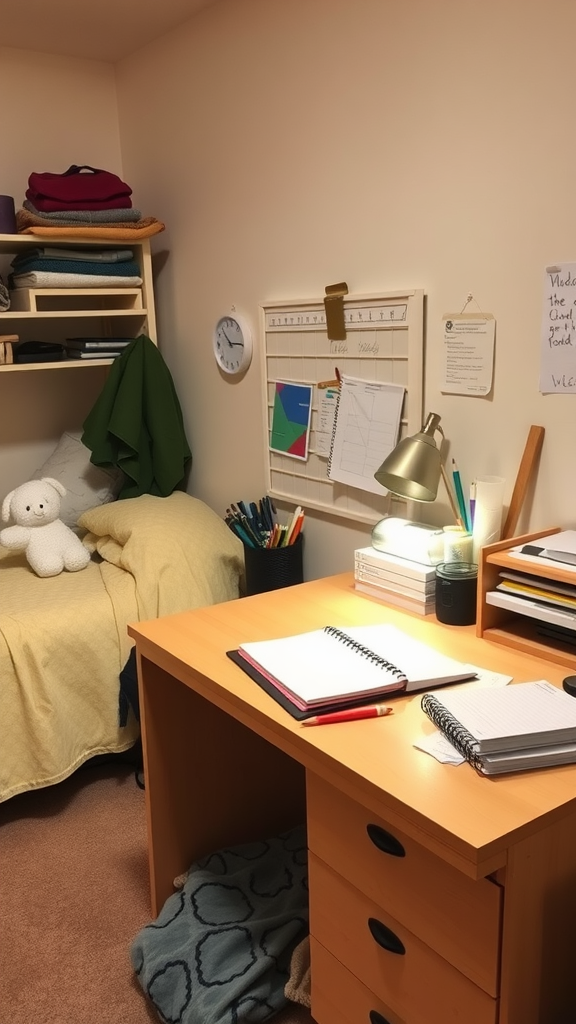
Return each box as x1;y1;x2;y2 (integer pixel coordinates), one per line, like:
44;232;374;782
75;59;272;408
421;681;576;775
229;623;476;717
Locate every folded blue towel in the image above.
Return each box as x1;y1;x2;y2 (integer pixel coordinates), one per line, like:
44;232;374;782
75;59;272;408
9;257;141;277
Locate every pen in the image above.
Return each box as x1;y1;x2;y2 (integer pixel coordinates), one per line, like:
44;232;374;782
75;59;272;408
301;704;393;726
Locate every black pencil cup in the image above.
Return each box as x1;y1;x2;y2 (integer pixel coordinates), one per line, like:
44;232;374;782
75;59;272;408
243;535;304;596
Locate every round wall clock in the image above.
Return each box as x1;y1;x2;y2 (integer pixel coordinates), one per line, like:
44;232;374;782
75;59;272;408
213;311;253;376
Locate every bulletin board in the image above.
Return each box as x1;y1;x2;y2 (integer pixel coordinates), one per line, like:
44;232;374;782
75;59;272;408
260;289;425;525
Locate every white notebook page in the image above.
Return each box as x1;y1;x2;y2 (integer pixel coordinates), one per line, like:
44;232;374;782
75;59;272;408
239;623;474;705
426;680;576;751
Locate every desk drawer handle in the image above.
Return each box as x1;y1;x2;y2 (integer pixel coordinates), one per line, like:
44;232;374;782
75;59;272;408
369;1012;393;1024
366;823;406;858
368;917;406;955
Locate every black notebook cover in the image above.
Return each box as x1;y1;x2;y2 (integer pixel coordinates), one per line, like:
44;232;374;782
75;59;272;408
226;649;388;721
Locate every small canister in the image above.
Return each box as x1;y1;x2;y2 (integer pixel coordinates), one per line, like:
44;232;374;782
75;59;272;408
435;561;478;626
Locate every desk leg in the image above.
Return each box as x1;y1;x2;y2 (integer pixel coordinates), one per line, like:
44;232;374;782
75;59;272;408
137;655;306;915
498;811;576;1023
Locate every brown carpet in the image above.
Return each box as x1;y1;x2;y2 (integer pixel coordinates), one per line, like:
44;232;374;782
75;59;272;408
0;763;314;1024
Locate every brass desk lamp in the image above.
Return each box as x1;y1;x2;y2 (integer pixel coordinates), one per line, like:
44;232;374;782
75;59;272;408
374;412;464;528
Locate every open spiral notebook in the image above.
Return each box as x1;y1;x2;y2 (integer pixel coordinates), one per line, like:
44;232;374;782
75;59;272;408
228;623;476;719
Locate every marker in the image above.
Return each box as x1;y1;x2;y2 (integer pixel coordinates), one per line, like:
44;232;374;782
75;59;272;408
469;480;476;530
301;704;393;726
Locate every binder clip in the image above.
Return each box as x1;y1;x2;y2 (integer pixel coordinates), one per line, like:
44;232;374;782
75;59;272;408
324;282;348;341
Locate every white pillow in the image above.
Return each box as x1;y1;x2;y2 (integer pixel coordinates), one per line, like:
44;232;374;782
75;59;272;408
33;430;124;533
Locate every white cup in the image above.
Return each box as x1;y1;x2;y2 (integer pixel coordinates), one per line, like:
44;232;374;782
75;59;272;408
474;475;505;511
472;475;505;562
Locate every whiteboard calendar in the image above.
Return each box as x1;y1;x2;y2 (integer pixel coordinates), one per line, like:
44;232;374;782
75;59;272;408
260;289;425;525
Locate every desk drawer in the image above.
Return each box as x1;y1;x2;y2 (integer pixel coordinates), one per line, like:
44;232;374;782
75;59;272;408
309;853;498;1024
311;937;407;1024
307;773;501;994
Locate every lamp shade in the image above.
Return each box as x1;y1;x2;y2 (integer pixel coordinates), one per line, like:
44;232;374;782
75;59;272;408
374;412;442;502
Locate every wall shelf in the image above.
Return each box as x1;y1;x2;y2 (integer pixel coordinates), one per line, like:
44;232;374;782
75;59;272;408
0;233;156;373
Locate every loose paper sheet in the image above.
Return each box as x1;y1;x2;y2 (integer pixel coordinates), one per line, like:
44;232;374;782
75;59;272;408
540;263;576;393
315;386;340;457
414;666;512;765
441;314;495;395
327;375;404;495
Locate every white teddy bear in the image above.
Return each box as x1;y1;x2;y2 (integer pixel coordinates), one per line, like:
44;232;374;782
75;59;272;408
0;477;91;578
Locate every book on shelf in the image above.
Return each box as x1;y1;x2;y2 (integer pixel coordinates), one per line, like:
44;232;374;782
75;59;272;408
65;337;133;351
496;573;576;610
421;680;576;775
65;350;123;360
0;341;13;364
535;624;576;648
0;334;18;365
486;589;576;632
227;623;477;719
354;580;435;616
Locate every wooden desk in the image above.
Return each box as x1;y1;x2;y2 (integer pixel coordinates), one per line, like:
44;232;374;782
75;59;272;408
129;573;576;1024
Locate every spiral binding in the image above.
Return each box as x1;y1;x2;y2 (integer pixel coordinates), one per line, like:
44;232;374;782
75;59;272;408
323;626;407;682
420;693;484;771
326;385;343;480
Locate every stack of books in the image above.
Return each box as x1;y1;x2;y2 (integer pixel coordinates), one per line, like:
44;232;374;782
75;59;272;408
354;546;437;615
421;680;576;775
64;337;133;360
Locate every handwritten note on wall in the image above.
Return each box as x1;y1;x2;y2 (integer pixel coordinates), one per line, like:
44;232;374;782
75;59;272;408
540;263;576;393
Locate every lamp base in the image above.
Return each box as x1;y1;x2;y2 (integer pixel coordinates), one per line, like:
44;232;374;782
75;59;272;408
371;517;444;565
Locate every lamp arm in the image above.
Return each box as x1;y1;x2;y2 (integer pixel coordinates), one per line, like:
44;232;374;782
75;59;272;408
440;462;465;529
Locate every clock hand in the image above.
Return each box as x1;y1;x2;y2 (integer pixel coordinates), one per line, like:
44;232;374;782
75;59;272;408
221;328;243;348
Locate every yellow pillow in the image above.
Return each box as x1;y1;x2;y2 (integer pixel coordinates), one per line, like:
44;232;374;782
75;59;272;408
79;492;244;618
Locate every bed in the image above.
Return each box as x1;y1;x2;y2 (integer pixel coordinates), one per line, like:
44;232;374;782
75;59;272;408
0;489;244;804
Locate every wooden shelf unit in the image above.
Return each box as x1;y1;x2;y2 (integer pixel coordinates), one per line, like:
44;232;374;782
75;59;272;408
0;232;156;371
477;527;576;670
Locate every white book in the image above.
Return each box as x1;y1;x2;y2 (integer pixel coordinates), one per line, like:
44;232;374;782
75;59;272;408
354;564;436;597
354;546;437;583
421;680;576;759
354;580;434;616
237;623;476;710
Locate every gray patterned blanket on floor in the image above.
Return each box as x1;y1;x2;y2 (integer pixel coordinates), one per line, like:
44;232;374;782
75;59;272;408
131;825;309;1024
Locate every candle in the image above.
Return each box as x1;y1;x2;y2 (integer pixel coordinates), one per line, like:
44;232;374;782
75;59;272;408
443;526;473;563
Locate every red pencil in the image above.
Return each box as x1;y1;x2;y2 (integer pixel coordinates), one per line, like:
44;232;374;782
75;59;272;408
301;704;392;726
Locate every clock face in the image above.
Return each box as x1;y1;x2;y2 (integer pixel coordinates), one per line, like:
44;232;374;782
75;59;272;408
213;314;253;376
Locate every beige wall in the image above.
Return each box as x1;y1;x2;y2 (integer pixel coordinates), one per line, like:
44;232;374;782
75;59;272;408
2;0;576;581
0;48;122;488
115;0;576;580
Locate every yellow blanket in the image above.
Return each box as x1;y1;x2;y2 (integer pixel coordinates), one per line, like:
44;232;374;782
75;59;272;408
0;493;244;803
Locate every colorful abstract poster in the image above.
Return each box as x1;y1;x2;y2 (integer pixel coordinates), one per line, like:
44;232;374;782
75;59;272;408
269;381;313;460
